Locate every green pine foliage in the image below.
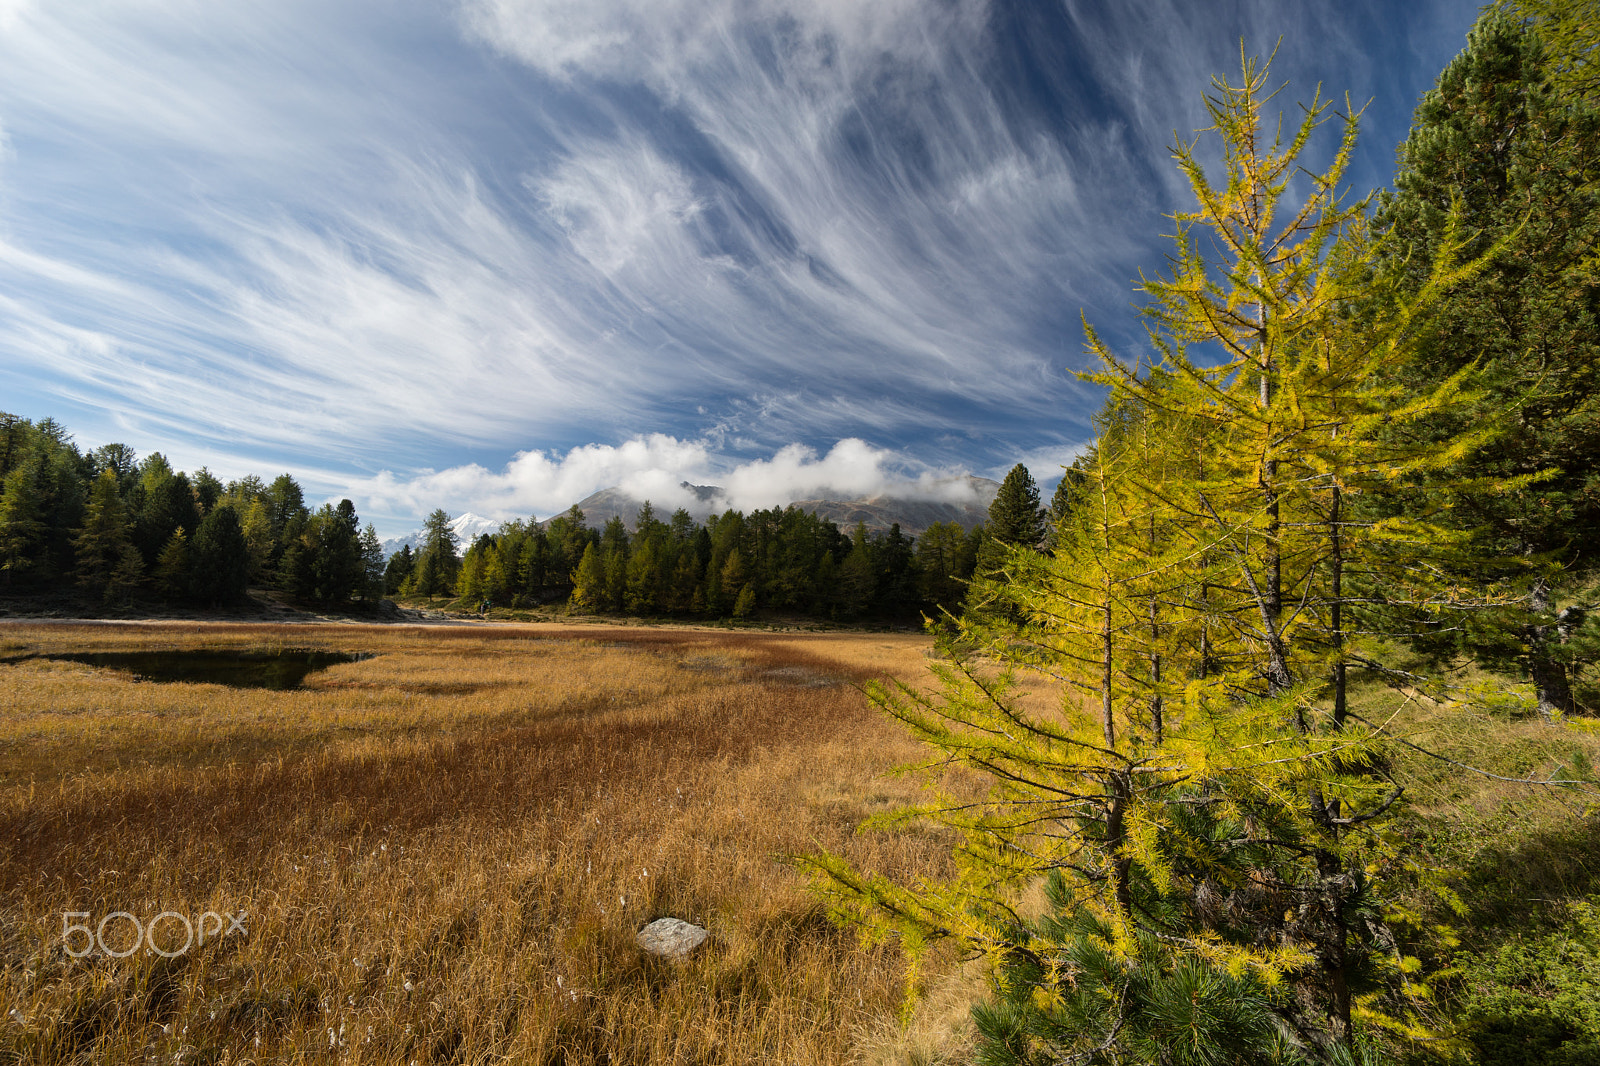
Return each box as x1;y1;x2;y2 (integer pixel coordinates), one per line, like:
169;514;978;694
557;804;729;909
1495;0;1600;102
569;542;606;610
1451;896;1600;1065
0;416;84;586
384;543;414;595
0;418;385;611
0;454;51;586
972;875;1291;1066
135;459;199;568
451;500;935;622
915;520;978;615
1374;8;1600;717
189;504;250;607
153;528;190;600
986;465;1047;550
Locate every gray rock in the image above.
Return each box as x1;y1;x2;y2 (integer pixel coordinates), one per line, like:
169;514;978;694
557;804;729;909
636;917;709;959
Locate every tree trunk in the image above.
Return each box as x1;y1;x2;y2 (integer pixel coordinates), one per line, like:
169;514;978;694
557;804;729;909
1330;484;1347;729
1149;516;1164;744
1102;592;1115;750
1526;579;1576;721
1256;288;1291;699
1315;849;1355;1053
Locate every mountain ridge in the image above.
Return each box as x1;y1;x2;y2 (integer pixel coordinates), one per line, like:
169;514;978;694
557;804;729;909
561;476;999;538
379;478;1001;557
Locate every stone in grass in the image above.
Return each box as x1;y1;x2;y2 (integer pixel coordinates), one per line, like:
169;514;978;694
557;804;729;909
636;917;709;959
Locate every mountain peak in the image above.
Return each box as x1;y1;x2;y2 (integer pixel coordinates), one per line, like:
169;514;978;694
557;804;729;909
380;511;502;558
562;477;999;537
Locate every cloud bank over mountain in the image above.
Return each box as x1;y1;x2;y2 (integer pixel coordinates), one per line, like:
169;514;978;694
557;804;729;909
355;436;1007;529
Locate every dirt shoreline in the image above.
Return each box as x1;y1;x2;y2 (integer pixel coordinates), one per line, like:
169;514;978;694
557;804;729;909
0;589;915;634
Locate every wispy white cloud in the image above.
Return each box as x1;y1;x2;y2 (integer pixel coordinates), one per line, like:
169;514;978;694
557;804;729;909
535;140;706;278
459;0;978;89
1000;441;1091;487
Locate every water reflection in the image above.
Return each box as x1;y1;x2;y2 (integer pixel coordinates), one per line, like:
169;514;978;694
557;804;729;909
5;649;369;690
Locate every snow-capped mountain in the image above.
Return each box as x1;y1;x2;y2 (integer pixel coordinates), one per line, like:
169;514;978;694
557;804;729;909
564;476;999;537
379;512;502;559
379;475;1004;559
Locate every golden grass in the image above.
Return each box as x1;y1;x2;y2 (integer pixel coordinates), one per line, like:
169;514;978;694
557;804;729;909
0;621;978;1065
1342;662;1600;952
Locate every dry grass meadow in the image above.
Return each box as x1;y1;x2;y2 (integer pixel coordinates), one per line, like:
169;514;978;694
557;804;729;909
0;621;985;1065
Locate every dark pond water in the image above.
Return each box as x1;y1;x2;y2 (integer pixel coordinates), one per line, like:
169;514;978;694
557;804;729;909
7;649;369;690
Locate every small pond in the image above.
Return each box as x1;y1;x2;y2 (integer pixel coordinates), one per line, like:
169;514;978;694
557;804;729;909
3;649;370;690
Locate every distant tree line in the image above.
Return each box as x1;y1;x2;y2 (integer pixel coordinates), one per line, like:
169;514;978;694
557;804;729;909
0;414;383;608
389;482;1056;622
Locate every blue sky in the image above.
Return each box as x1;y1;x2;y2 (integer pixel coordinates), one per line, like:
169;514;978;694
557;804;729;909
0;0;1479;535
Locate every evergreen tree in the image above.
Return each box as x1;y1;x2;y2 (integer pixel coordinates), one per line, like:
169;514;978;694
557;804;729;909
668;507;696;542
518;529;550;595
670;551;698;612
192;467;222;515
969;464;1047;620
624;539;662;613
985;464;1047;549
135;465;199;567
74;470;134;601
602;546;627;612
837;524;876;618
915;520;976;614
570;543;606;611
0;420;84;585
190;505;249;606
223;474;266;503
107;543;145;605
154;528;190;600
600;516;630;559
876;523;919;618
359;524;385;602
458;533;493;600
262;474;308;581
543;505;590;598
633;500;665;540
264;474;306;534
87;443;139;492
1041;468;1084;554
311;500;363;604
412;550;441;599
1375;9;1600;716
137;452;173;490
279;526;317;601
0;454;47;586
413;510;459;597
384;543;414;595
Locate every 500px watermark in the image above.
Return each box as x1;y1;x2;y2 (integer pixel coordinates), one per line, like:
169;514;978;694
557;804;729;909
61;910;248;958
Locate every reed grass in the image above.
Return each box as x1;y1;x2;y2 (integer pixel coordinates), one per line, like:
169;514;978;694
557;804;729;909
0;622;976;1065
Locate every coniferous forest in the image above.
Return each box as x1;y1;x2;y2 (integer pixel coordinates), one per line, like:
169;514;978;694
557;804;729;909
0;419;391;611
